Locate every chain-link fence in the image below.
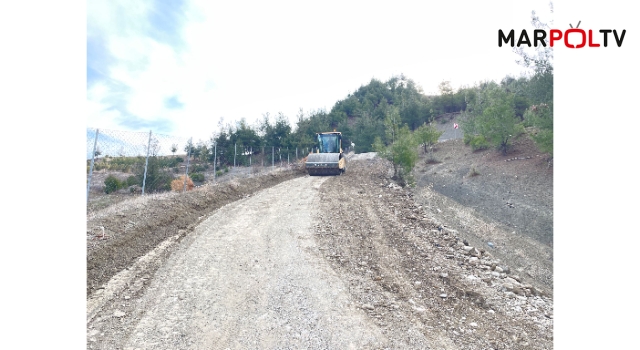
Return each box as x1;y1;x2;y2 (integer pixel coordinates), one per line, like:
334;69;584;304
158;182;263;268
86;128;337;205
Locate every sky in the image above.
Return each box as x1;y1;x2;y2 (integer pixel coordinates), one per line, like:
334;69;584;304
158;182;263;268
1;0;639;348
87;0;553;143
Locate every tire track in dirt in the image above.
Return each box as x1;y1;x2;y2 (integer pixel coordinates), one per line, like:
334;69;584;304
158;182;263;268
313;155;553;349
88;175;390;349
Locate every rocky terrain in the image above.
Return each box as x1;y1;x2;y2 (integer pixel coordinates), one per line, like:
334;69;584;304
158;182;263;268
86;141;553;349
313;153;552;349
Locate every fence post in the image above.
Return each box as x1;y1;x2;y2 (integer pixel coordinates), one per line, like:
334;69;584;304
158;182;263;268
234;143;237;168
183;137;192;192
87;128;99;204
142;130;152;196
213;142;217;181
250;147;252;166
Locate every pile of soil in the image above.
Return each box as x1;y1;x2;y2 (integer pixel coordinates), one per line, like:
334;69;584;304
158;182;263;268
413;136;553;292
312;154;553;349
85;140;553;348
86;167;305;297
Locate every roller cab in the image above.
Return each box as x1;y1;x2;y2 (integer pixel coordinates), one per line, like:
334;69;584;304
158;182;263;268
305;132;346;176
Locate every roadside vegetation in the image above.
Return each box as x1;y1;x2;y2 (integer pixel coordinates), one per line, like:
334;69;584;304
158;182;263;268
90;5;553;192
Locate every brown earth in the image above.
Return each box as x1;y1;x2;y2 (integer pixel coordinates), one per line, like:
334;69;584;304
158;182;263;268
312;152;552;349
86;166;306;297
86;140;553;349
413;136;553;292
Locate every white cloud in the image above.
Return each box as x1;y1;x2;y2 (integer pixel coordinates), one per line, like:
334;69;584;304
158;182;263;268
88;0;553;141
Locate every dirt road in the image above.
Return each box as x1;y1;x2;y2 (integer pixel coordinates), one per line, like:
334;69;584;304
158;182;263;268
88;175;392;349
87;155;552;349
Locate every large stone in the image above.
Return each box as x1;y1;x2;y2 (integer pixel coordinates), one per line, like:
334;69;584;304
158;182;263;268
503;277;520;286
362;303;375;310
512;287;526;296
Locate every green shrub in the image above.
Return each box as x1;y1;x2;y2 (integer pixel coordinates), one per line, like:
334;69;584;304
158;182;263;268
175;157;184;163
470;135;490;151
513;123;526;137
192;164;207;172
216;170;223;177
155;157;182;168
106;156;142;172
372;125;419;186
224;167;229;173
134;157;173;193
190;173;205;182
126;175;138;187
104;175;122;194
463;133;474;145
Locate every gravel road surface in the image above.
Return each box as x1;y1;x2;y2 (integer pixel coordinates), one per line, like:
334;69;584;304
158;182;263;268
88;175;390;349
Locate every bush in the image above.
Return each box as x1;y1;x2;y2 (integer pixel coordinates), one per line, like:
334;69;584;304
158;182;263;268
463;133;474;145
158;157;181;168
134;156;173;192
126;175;138;187
104;156;142;172
175;157;184;163
171;175;194;192
414;123;444;154
224;167;229;173
192;164;207;173
104;175;122;194
372;125;419;186
469;135;490;151
524;103;553;155
513;123;526;137
216;170;223;177
190;173;204;182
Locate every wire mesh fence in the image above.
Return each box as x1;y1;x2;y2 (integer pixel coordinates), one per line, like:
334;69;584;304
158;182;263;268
86;128;327;207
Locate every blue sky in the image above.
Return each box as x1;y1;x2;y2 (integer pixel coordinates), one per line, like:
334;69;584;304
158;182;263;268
87;0;554;143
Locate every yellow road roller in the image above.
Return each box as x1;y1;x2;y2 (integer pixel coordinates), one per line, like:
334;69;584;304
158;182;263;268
305;131;346;176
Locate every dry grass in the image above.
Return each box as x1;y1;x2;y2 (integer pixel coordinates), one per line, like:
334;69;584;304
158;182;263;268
171;175;194;192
